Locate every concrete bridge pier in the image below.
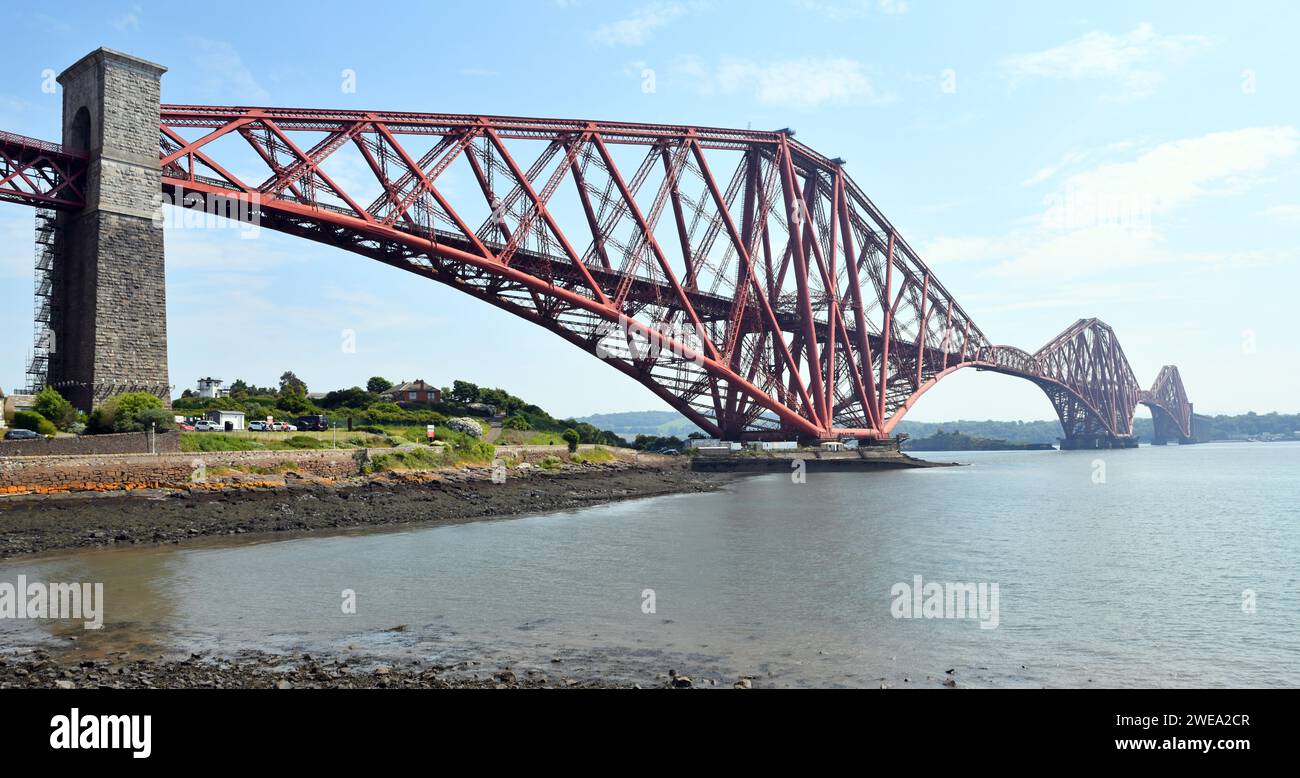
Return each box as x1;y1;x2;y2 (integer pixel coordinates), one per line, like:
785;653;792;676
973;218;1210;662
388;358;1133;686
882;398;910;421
1059;434;1139;450
47;48;169;412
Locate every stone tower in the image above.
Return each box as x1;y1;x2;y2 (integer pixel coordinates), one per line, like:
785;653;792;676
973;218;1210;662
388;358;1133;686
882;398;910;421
48;48;169;411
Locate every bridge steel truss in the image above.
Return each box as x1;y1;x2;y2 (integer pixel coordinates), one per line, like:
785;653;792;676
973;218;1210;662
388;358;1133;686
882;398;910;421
0;105;1195;444
1141;365;1194;444
149;105;1197;444
0;130;86;210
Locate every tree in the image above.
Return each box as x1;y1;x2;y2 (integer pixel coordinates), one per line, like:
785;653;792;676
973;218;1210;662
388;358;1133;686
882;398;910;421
33;386;77;431
134;407;175;433
86;392;166;434
562;427;581;453
279;371;307;397
448;380;480;404
13;410;57;436
322;386;372;409
276;392;311;414
504;415;531;431
367;376;393;394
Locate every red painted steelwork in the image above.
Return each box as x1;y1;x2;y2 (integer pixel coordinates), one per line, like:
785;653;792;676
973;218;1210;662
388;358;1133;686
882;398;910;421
0;131;86;209
2;108;1195;444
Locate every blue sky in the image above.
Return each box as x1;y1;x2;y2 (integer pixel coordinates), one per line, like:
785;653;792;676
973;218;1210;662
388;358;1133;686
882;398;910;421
1;0;1297;421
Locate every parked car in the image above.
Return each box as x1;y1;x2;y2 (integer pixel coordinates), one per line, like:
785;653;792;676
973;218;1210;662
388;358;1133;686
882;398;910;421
178;423;195;431
657;447;680;455
248;420;269;431
272;421;297;432
193;420;223;431
4;428;42;440
295;415;330;432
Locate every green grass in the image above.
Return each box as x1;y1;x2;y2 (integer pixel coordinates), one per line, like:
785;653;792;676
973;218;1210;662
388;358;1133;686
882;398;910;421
538;455;564;470
570;447;616;464
363;447;445;473
526;431;568;445
181;431;390;452
181;433;265;452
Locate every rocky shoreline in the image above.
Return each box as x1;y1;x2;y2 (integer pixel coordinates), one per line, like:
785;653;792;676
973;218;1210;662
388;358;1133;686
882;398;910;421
0;648;751;690
0;459;732;558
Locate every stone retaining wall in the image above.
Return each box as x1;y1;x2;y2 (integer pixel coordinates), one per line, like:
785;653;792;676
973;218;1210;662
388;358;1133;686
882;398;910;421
0;431;180;457
0;448;366;495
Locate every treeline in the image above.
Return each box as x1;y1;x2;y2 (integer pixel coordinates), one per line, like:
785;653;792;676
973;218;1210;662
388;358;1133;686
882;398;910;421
902;429;1050;451
173;375;625;446
895;419;1063;444
1198;412;1300;439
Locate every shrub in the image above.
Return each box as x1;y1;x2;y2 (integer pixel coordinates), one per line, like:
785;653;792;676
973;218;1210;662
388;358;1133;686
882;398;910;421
539;455;564;470
284;435;326;449
134;407;175;433
89;392;167;433
562;428;581;453
445;417;484;438
32;387;77;431
354;425;387;435
503;415;531;431
364;447;444;473
12;410;57;436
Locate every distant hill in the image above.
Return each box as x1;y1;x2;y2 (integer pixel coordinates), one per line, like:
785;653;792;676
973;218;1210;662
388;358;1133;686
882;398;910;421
895;419;1065;444
575;411;1072;443
573;411;706;440
575;410;1300;444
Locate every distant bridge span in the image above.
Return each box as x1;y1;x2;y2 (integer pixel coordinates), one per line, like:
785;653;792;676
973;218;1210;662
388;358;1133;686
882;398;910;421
0;49;1196;447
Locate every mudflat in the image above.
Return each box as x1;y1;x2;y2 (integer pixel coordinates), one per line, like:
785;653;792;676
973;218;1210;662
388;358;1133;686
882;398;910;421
0;460;731;558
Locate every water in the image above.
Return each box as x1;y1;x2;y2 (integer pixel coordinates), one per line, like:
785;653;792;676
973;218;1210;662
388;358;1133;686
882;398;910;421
3;442;1298;687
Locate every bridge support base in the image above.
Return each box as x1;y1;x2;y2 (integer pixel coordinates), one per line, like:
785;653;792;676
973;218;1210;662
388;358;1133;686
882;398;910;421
1059;434;1138;450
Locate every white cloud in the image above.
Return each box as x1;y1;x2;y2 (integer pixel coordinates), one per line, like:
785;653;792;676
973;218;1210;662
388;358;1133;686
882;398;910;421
111;6;141;32
1061;126;1299;214
1003;23;1208;100
189;38;270;103
1264;204;1300;224
1021;150;1087;187
590;2;694;47
708;57;876;109
794;0;907;18
921;126;1299;282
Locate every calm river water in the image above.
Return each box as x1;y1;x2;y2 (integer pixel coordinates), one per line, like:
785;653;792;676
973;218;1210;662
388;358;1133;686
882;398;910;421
3;441;1297;687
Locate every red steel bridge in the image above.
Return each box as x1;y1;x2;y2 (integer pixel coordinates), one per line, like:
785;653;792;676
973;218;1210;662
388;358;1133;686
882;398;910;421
1;106;1197;447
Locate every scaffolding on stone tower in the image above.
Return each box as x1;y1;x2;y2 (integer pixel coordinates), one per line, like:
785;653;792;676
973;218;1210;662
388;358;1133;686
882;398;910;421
23;208;57;394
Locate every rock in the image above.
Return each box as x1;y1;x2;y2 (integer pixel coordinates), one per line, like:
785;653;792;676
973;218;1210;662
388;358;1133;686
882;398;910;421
671;675;693;689
493;670;517;685
943;678;957;688
55;680;75;690
733;678;752;689
275;680;293;689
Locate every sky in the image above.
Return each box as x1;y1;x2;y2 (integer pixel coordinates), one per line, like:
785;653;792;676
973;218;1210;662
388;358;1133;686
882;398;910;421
1;0;1297;421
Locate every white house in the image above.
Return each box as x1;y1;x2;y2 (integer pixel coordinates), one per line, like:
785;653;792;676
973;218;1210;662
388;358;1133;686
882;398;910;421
197;377;230;399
